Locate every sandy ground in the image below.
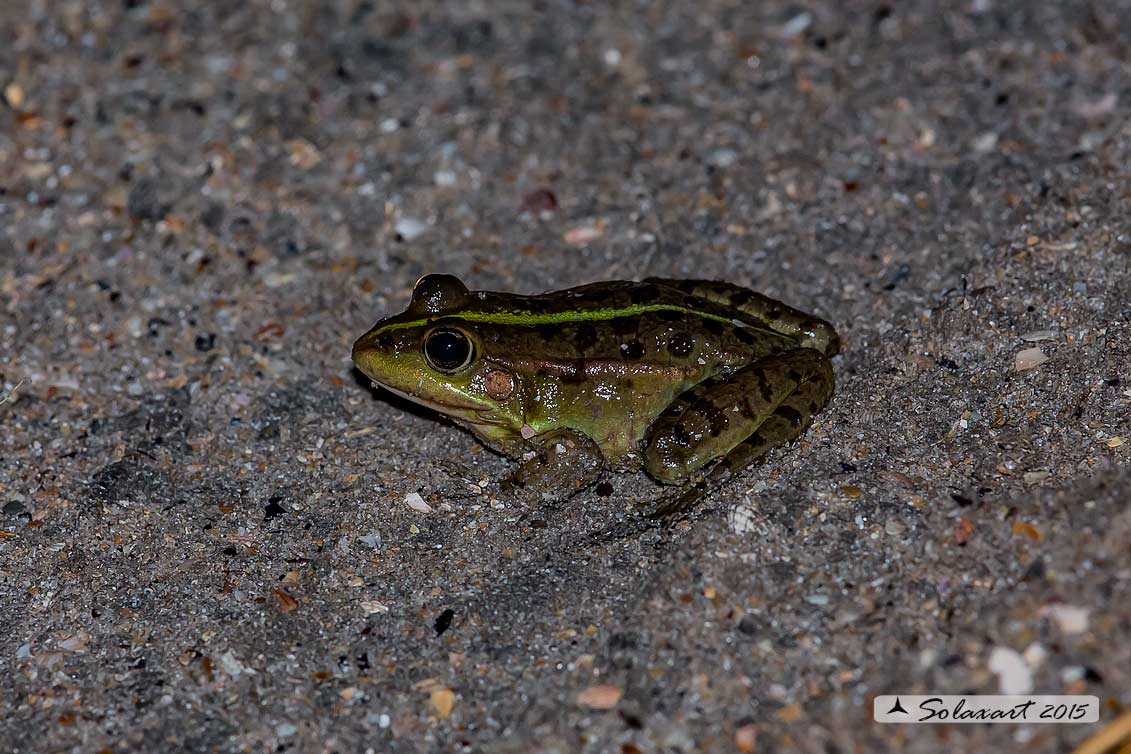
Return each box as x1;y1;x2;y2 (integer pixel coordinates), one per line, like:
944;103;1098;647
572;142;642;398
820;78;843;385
2;1;1129;752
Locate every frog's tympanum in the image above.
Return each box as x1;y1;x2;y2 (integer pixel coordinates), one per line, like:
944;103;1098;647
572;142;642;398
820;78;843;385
352;275;839;518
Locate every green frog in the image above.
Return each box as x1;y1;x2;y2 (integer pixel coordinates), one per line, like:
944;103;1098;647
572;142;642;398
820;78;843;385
352;275;839;519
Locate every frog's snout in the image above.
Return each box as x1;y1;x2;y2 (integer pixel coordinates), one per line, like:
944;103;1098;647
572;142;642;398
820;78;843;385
351;331;373;362
351;329;390;380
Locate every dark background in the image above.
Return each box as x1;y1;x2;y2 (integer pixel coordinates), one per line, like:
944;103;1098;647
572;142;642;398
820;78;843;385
2;1;1128;752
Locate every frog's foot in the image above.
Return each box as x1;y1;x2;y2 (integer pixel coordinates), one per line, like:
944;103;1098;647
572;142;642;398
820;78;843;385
502;429;604;504
647;480;710;523
642;348;835;520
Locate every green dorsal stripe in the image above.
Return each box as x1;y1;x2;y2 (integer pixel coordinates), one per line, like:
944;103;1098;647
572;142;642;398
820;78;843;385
376;303;783;337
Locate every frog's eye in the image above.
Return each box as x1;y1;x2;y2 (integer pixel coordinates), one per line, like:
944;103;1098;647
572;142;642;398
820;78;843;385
423;328;475;373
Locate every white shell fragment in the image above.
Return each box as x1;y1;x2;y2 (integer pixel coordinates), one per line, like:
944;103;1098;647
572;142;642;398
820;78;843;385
1039;604;1090;635
404;492;433;513
989;646;1033;694
728;503;759;535
360;600;389;615
1014;347;1048;372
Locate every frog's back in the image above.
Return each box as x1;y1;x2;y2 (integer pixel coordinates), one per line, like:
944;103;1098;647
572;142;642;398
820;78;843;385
463;280;797;373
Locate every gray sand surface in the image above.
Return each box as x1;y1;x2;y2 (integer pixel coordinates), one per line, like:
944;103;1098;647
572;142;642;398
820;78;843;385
2;2;1129;752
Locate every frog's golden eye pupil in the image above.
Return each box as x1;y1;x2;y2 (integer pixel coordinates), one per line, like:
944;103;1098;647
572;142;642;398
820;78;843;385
424;329;473;372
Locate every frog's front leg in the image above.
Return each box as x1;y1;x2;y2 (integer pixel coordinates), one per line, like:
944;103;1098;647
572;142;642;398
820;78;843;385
502;428;605;503
642;348;835;518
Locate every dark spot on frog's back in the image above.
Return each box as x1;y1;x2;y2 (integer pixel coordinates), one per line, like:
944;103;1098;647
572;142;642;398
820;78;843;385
729;288;755;306
774;405;803;428
702;319;724;336
658;309;683;322
733;326;756;345
561;361;586;384
612;316;638;337
744;431;766;449
534;323;562;340
756;371;774;402
708;410;729;437
620;341;645;360
630;285;660;305
668;333;694;358
518;297;551;313
574;322;599;351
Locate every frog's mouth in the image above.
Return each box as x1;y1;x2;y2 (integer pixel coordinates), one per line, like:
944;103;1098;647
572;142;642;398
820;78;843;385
369;379;509;428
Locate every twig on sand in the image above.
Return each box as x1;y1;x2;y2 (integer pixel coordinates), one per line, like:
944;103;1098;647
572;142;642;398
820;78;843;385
0;379;25;407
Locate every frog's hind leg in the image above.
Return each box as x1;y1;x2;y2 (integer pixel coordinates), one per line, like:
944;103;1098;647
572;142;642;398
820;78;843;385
644;278;840;356
643;348;835;520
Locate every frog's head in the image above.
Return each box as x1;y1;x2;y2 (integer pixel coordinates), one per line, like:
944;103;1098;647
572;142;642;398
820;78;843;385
352;275;524;437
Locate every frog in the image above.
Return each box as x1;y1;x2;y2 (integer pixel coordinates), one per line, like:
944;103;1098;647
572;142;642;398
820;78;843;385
352;274;839;519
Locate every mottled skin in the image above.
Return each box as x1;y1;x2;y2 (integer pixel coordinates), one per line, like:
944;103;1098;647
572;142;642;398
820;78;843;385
352;275;839;518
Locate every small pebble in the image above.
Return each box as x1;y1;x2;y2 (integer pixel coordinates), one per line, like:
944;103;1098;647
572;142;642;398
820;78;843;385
1024;643;1047;668
127;177;166;222
394;217;428;241
576;684;623;709
522;188;558;212
563;223;604;246
1073;92;1117;119
3;81;24;108
781;12;812;37
776;703;802;722
275;723;297;738
707;148;739;168
735;724;757;753
972;131;998;152
1040;604;1090;635
429;687;455;718
3;500;26;516
219;651;250;677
